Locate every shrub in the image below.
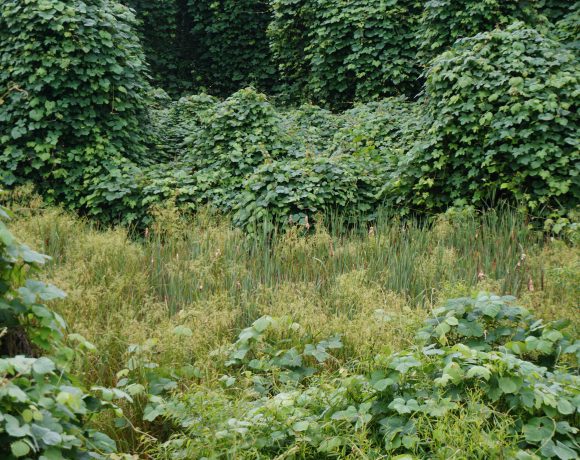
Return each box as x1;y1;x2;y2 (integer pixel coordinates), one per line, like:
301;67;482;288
150;93;219;161
183;89;292;209
282;104;341;158
416;293;579;368
233;154;385;233
332;98;424;158
541;0;577;23
399;23;580;214
185;89;289;173
0;0;151;209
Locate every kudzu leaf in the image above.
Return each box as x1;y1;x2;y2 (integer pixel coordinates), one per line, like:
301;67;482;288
445;316;459;326
481;303;501;318
252;316;273;332
5;414;32;437
498;376;522;394
466;365;491;380
552;442;577;460
292;420;309;432
457;319;484;337
556;398;575;415
523;417;554;443
10;441;30;458
32;357;55;375
373;378;394;391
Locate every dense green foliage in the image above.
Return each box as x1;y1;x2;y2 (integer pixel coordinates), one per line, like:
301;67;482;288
2;0;578;229
122;0;194;94
269;0;423;107
122;0;276;95
402;24;580;213
108;0;579;109
551;1;580;48
153;295;579;458
184;89;290;206
416;0;544;64
1;0;579;457
234;155;384;231
187;0;277;95
0;203;124;459
0;0;151;212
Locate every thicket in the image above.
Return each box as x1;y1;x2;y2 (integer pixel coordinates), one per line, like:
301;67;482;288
116;0;575;107
416;0;545;64
121;0;276;96
1;0;579;456
187;0;278;95
121;0;195;94
1;0;578;231
268;0;424;108
400;23;580;214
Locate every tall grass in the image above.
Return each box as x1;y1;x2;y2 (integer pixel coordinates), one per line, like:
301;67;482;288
6;192;578;453
145;205;543;315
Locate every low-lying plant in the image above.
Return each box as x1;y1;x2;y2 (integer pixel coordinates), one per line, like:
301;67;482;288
0;202;129;459
154;295;579;459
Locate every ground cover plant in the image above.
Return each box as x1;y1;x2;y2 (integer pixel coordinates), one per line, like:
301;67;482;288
0;200;130;459
1;0;579;458
3;191;579;457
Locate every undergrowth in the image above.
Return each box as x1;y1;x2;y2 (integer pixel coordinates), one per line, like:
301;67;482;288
3;192;578;456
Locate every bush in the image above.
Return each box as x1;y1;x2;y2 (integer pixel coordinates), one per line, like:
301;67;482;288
0;0;151;210
332;98;424;158
182;89;293;209
186;89;290;174
399;23;580;214
541;0;577;23
416;293;579;368
150;93;219;161
233;155;385;233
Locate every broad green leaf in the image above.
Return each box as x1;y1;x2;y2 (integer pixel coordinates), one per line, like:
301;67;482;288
11;440;30;458
292;420;310;432
523;417;554;443
498;376;522;394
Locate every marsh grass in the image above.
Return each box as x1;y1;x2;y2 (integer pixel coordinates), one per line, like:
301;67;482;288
5;191;578;454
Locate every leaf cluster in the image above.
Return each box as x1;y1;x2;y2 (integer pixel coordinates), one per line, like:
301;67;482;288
269;0;424;109
154;293;580;459
399;23;580;214
0;203;127;458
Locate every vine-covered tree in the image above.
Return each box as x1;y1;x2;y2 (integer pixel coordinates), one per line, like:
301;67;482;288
0;0;150;208
401;23;580;212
